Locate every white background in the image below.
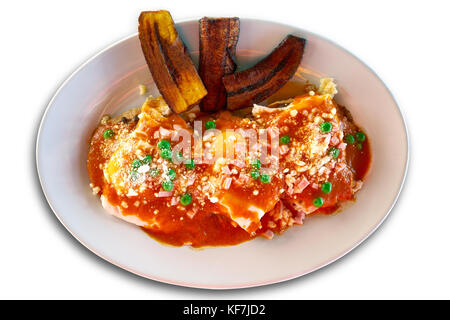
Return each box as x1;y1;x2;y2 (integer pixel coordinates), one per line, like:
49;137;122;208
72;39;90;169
1;0;449;299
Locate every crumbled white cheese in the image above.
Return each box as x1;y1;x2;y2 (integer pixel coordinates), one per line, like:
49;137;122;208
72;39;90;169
92;186;100;195
137;164;150;174
314;116;323;124
139;84;147;95
318;77;338;98
126;188;138;197
209;197;218;203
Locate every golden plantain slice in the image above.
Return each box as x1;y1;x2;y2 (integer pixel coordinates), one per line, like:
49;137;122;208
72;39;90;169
138;10;207;113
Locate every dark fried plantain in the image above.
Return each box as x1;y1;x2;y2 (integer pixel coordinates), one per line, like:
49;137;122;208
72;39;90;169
199;17;240;112
138;10;207;113
222;35;306;110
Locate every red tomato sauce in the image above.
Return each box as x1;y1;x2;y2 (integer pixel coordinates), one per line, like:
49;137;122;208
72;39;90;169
87;94;371;247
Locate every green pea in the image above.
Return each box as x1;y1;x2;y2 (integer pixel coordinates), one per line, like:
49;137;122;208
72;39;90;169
103;129;114;139
260;174;271;184
160;149;172;161
205;120;216;130
356;143;363;150
142;155;152;164
252;158;261;169
320;122;333;133
345;134;355;144
329;147;340;159
280;135;290;144
313;197;324;207
184;159;195;170
321;182;332;194
149;168;160;177
356;132;366;142
180;193;192;206
132;159;142;169
250;170;260;180
167;168;176;180
161;180;173;191
157;140;171;150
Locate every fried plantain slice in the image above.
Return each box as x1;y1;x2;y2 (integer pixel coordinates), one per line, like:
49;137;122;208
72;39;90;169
223;35;306;110
138;10;207;113
199;17;240;112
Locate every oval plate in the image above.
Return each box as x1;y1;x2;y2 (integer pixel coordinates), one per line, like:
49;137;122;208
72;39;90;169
36;18;408;289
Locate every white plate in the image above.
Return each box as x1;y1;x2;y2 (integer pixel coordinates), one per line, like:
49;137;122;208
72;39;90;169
36;18;408;289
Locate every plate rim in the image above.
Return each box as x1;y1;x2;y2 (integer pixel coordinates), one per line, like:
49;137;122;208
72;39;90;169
36;17;410;289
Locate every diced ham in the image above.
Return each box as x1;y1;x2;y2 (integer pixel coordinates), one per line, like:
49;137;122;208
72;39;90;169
221;165;231;175
218;174;226;187
338;142;347;151
312;183;319;190
153;131;160;139
286;199;318;215
188;206;199;217
235;172;249;185
155;191;172;198
186;211;196;219
331;136;340;146
173;124;182;131
293;211;306;225
159;127;171;138
335;162;346;173
293;177;309;194
280;145;289;155
186;176;196;186
323;134;331;146
352;180;363;193
287;186;294;196
260;230;274;240
241;173;250;183
222;177;232;190
170;196;180;206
